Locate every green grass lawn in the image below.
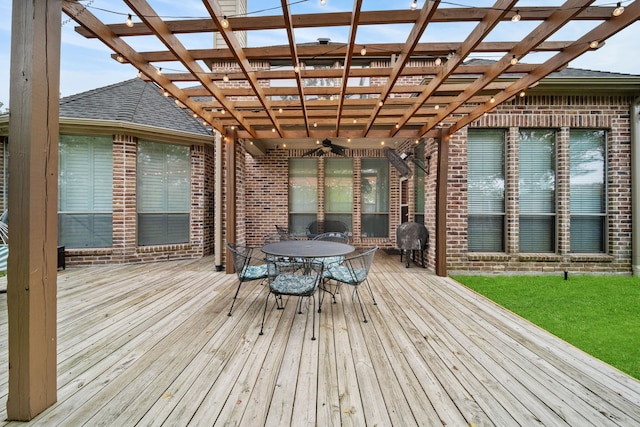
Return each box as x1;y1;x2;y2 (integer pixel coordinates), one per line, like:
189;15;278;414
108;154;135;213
452;274;640;380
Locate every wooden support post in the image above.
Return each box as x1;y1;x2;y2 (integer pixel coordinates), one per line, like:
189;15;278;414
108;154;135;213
224;128;237;274
7;0;61;420
435;129;449;277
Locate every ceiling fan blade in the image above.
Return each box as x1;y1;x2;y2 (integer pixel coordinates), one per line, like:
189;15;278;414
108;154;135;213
303;147;320;157
331;145;345;156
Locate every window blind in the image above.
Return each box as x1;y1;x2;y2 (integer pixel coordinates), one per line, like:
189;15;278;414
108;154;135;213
467;129;505;252
570;130;606;253
519;129;556;252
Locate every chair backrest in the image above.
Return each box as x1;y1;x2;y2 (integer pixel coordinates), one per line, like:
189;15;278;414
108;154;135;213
313;232;350;244
226;242;251;276
263;233;290;244
345;247;378;283
275;224;289;235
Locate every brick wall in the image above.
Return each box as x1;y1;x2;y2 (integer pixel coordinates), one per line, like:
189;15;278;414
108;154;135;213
64;135;210;266
445;95;633;274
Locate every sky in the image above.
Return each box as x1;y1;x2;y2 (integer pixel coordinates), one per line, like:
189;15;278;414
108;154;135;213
1;0;639;111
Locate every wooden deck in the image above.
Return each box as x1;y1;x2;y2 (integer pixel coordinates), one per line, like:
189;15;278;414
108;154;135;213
0;252;639;426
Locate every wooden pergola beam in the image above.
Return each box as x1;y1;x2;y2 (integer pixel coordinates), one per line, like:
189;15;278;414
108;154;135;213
335;0;363;137
76;7;621;38
364;0;441;136
203;0;283;137
389;0;517;137
281;0;310;137
419;0;596;136
451;0;640;133
127;41;574;63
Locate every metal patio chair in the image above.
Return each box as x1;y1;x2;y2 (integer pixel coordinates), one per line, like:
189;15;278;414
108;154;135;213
322;247;378;323
259;257;323;340
225;242;274;317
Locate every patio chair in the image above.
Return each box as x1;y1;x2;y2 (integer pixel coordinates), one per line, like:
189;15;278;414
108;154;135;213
312;232;351;268
322;247;378;323
259;257;323;340
225;242;274;317
275;224;289;237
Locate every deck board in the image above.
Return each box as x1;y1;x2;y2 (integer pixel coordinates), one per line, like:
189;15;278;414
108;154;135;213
0;253;639;426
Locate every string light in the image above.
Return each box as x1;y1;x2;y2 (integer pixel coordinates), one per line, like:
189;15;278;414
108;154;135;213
490;96;495;103
434;57;442;66
510;55;518;65
613;2;624;16
156;67;162;75
434;104;439;110
163;90;169;97
511;10;521;22
360;45;367;56
221;16;229;28
223;74;229;82
320;0;326;6
313;122;318;127
589;40;600;49
378;100;383;107
519;90;526;97
410;0;417;11
125;14;134;27
136;70;143;78
116;53;124;63
278;108;283;113
294;63;300;73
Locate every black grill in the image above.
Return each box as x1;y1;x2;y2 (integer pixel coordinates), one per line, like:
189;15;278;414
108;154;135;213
396;222;429;268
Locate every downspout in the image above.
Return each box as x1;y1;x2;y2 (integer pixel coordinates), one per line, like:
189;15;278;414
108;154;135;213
214;132;223;271
632;97;640;276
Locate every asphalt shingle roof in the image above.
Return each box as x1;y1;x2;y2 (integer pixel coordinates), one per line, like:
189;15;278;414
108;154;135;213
59;78;211;136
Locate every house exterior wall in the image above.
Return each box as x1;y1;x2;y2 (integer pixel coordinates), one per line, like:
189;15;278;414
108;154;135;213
444;94;633;274
63;134;216;266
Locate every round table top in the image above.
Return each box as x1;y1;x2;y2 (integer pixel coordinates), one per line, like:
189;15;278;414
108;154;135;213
262;240;354;258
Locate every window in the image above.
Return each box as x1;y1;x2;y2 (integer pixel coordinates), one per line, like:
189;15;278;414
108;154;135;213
570;130;606;253
414;143;425;225
137;141;190;246
289;158;318;234
361;158;389;237
468;129;505;252
58;135;113;248
519;129;556;252
324;158;353;231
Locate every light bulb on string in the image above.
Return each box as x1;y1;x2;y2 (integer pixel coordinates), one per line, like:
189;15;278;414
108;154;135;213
434;57;442;66
510;55;518;65
223;74;229;82
221;16;229;28
360;45;367;56
320;0;326;6
410;0;417;11
511;10;521;22
613;3;624;16
125;14;134;27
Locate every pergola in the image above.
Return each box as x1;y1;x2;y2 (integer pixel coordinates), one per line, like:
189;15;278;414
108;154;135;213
62;0;640;151
7;0;640;421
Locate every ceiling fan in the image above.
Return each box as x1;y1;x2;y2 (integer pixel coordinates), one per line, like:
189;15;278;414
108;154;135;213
303;138;347;157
